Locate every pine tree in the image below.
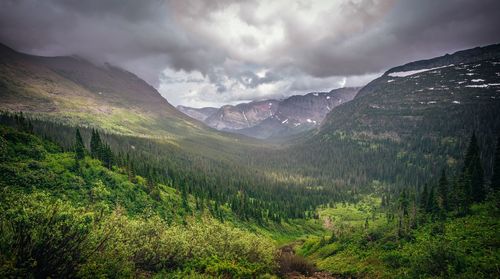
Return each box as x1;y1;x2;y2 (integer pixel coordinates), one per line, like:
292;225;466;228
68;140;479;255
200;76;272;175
125;153;135;181
399;190;409;217
90;129;102;159
181;187;190;213
75;129;85;160
437;170;448;211
426;185;439;215
456;173;471;215
101;144;113;169
463;132;485;203
146;167;155;193
491;136;500;192
420;183;429;211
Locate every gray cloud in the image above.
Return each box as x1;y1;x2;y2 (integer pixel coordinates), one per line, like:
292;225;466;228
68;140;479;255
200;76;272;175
237;70;281;89
1;0;499;107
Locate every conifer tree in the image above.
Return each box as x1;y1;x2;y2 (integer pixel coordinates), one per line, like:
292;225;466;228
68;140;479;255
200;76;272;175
420;183;429;211
491;136;500;192
90;129;102;159
456;173;471;215
75;129;85;160
101;144;113;169
448;178;458;212
426;185;439;215
463;132;485;203
181;187;190;213
399;190;409;217
146;167;155;193
437;170;449;211
126;153;135;181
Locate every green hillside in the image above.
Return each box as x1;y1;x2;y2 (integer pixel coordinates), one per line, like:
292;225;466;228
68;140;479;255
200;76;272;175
1;43;500;278
291;44;500;189
0;44;342;223
0;43;259;149
0;123;282;278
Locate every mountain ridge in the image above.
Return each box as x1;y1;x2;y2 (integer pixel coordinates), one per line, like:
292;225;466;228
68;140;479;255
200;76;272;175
297;42;500;187
177;87;360;139
0;42;259;144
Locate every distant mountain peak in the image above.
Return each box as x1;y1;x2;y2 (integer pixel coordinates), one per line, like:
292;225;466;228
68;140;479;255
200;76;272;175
177;87;360;139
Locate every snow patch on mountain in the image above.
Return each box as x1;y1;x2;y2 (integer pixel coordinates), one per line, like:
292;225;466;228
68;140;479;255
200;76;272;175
388;65;454;77
465;83;500;88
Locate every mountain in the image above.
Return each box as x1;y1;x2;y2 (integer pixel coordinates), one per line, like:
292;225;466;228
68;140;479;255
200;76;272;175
205;99;281;130
321;43;500;141
1;41;500;279
177;87;359;139
0;43;191;135
296;43;500;187
176;105;218;122
0;42;335;224
0;43;266;155
237;88;359;139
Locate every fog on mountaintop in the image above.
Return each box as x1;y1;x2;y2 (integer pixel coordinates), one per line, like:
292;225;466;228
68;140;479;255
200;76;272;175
1;0;500;107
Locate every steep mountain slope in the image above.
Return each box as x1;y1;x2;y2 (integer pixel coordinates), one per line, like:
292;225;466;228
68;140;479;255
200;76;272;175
321;43;500;141
0;43;265;156
237;88;359;139
178;87;359;139
0;123;278;278
296;43;500;187
205;99;281;130
176;105;218;122
0;43;339;222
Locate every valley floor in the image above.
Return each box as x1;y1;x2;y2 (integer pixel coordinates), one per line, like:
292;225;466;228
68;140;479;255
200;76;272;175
1;118;499;278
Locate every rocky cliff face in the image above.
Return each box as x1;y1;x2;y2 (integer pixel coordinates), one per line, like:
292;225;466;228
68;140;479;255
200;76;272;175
273;87;360;127
204;100;280;130
176;87;359;139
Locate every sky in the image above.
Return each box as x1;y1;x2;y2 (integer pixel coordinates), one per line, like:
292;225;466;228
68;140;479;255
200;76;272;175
1;0;500;108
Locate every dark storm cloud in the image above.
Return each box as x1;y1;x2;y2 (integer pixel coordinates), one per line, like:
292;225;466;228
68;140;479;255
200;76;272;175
287;0;500;77
0;0;227;86
0;0;499;106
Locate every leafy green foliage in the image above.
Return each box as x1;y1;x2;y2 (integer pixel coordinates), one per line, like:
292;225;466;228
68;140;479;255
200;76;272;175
298;58;500;195
0;112;336;222
0;192;95;278
294;137;500;278
0;124;277;277
1;45;500;278
296;199;500;278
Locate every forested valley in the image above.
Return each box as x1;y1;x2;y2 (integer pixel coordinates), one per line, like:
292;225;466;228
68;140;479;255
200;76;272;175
1;37;500;278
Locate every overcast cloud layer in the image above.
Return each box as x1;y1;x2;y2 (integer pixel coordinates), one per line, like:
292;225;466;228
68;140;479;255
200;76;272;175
1;0;500;107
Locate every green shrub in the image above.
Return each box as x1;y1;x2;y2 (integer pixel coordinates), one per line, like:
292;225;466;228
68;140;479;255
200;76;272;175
277;250;315;277
0;192;97;278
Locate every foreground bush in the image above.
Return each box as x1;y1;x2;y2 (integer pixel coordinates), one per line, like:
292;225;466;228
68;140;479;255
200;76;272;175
0;191;276;278
276;246;315;277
